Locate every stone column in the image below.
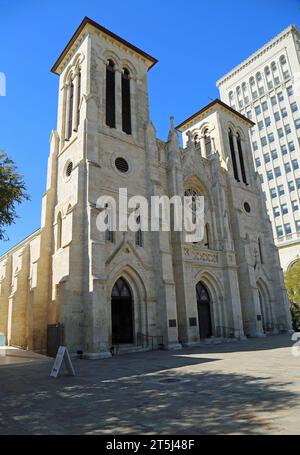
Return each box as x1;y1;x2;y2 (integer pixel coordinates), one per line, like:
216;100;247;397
0;256;12;342
211;137;217;153
186;131;194;151
253;287;266;337
200;136;206;158
129;75;137;139
72;69;80;132
223;267;245;337
82;278;112;359
115;68;122;131
144;119;182;350
100;59;107;127
64;82;71;140
7;246;30;347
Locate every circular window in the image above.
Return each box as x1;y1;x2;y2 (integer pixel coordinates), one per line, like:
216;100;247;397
115;157;129;173
66;161;73;177
244;202;251;213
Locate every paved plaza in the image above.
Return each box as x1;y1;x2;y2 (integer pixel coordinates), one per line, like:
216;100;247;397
0;334;300;435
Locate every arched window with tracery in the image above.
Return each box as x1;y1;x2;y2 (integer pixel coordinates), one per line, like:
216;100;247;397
122;68;132;134
112;278;131;298
184;188;209;245
204;223;211;249
236;132;248;185
105;203;114;243
106;60;116;128
258;238;263;264
135;215;143;247
63;62;82;141
184;188;200;229
194;134;200;148
228;129;239;181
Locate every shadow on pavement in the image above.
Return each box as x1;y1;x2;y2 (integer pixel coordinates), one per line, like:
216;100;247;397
0;336;298;435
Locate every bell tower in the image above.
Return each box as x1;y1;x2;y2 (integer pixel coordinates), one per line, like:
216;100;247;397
48;17;182;356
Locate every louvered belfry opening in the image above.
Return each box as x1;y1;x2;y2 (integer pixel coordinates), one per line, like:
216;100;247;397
122;68;132;134
228;128;240;182
237;133;248;185
106;60;116;128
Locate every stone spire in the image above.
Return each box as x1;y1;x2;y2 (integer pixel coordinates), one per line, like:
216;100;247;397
185;130;194;152
168;116;179;147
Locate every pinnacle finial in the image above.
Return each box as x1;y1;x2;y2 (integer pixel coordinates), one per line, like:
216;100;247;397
170;116;175;131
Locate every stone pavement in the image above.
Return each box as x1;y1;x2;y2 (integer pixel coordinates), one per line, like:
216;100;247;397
0;334;300;435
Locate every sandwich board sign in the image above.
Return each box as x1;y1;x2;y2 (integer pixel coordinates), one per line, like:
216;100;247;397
50;346;75;378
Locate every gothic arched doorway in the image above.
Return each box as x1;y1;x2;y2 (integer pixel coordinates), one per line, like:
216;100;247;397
196;282;212;339
111;278;134;344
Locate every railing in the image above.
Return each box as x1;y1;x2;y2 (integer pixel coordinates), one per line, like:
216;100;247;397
136;332;164;351
215;326;242;340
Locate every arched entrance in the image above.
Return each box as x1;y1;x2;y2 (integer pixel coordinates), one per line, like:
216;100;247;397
111;278;134;344
196;282;212;339
256;278;273;333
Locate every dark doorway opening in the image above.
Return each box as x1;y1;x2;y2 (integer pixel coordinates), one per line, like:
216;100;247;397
196;282;212;339
111;278;134;344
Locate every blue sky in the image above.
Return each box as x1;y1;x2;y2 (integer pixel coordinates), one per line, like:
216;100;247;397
0;0;298;254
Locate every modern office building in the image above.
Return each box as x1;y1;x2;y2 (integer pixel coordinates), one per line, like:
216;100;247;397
217;25;300;271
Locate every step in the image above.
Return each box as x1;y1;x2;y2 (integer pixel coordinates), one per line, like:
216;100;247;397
203;337;239;345
0;346;49;360
112;345;152;355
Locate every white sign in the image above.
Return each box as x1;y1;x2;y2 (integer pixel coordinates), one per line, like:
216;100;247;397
50;346;75;378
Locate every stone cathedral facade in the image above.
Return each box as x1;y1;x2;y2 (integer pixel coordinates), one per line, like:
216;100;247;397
0;18;292;357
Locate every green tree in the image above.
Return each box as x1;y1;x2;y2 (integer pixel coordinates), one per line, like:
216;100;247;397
285;260;300;330
0;149;30;240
